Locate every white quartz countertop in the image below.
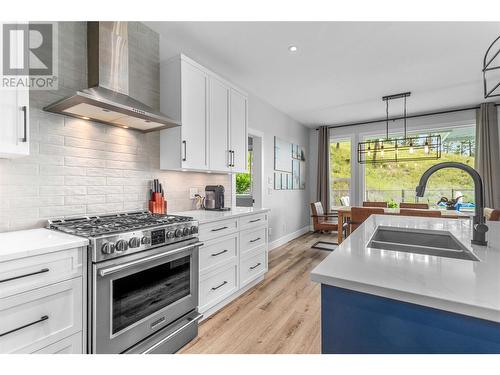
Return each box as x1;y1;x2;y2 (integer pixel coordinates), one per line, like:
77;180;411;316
0;228;89;262
172;207;270;224
310;215;500;323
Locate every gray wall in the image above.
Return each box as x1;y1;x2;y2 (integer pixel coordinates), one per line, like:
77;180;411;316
0;22;230;232
248;94;311;244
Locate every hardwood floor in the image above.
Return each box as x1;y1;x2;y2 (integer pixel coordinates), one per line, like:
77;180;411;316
180;231;334;354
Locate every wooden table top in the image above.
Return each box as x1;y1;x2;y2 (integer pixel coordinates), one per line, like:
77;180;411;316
330;206;473;218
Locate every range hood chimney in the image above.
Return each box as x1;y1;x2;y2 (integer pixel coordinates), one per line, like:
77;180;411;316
44;22;179;132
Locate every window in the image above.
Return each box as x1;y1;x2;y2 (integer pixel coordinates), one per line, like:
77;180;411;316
236;141;253;195
364;126;476;208
330;139;352;206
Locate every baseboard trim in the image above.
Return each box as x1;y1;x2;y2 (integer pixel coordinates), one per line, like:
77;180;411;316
269;225;311;251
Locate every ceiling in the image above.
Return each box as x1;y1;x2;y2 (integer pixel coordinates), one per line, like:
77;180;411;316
146;22;500;128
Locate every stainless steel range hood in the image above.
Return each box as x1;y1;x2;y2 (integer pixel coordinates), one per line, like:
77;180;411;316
44;22;179;132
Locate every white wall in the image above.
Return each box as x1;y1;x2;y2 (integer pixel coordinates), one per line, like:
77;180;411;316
247;94;311;245
308;109;478;208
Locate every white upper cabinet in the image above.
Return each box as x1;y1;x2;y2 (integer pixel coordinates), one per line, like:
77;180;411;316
209;77;231;172
160;57;208;171
229;88;248;173
160;55;247;173
0;27;30;159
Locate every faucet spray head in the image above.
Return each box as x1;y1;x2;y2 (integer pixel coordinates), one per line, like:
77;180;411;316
415;185;426;197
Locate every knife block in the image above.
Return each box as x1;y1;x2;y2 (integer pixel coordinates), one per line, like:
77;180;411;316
149;192;166;214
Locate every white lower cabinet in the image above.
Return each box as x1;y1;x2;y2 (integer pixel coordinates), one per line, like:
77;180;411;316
33;332;82;354
0;245;85;354
198;212;269;317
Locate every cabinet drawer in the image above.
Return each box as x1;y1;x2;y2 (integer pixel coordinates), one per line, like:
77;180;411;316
33;332;82;354
199;219;238;241
0;278;83;354
199;234;238;274
0;247;83;299
240;227;267;255
199;263;238;311
240;247;266;287
239;213;268;230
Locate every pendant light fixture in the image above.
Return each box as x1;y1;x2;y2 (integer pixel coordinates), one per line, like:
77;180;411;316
357;92;441;164
483;35;500;98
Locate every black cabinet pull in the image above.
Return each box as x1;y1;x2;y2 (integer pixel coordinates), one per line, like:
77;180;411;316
211;281;228;291
249;237;261;243
211;249;228;257
0;268;49;284
182;140;187;161
211;226;228;232
249;262;261;270
249;219;261;223
21;106;28;142
0;315;48;338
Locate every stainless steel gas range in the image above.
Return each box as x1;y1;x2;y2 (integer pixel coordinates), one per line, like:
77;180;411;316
48;211;203;354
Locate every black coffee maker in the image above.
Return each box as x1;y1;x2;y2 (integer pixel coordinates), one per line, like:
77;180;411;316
204;185;230;211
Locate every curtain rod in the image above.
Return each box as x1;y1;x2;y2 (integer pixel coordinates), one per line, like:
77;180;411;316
315;103;500;131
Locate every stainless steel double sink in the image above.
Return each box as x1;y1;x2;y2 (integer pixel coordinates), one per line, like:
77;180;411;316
367;226;480;261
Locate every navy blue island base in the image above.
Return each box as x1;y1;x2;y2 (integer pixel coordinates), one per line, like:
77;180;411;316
321;284;500;354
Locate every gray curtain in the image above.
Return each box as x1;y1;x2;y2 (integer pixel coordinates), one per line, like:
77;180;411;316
316;126;330;210
475;103;500;208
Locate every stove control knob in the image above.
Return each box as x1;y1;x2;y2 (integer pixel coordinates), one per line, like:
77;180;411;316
175;228;183;238
129;237;141;248
166;231;175;239
115;239;129;252
183;227;190;236
141;236;151;245
101;242;115;254
190;226;198;234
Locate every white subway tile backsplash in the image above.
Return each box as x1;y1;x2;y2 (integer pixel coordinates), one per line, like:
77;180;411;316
65;156;106;168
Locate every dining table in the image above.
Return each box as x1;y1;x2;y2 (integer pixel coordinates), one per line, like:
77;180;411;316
331;205;474;244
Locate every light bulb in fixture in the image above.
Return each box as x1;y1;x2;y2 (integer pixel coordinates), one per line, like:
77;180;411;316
424;141;430;154
288;45;298;53
409;141;414;154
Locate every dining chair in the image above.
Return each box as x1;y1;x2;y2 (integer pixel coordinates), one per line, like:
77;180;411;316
340;196;350;206
399;209;441;217
310;202;339;233
362;201;388;208
485;207;500;221
350;207;385;232
399;202;430;209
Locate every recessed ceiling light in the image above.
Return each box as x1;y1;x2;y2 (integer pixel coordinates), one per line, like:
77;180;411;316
288;45;298;53
81;116;90;120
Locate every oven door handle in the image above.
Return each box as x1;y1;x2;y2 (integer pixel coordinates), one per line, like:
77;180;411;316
99;242;203;277
142;312;203;354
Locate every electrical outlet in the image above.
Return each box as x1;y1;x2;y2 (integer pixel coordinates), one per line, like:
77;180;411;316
189;187;198;199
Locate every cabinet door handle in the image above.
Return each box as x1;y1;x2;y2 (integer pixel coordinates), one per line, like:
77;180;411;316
21;105;28;142
249;219;261;223
211;281;228;291
231;150;235;167
0;268;49;284
211;249;228;257
249;237;261;243
182;140;187;161
0;315;48;338
249;262;261;270
211;226;228;232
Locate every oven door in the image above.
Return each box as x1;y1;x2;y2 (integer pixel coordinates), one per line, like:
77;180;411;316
92;240;200;354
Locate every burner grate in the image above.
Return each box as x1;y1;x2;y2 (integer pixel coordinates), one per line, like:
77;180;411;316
48;211;194;237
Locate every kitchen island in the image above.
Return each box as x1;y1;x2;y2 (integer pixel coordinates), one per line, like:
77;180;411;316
310;215;500;353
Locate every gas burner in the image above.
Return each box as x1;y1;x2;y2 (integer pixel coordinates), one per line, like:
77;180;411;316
48;211;194;238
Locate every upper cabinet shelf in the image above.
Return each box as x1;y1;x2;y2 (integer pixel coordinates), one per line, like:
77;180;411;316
159;55;248;173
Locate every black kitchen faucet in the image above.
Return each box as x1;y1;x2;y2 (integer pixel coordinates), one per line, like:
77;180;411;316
416;162;489;246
